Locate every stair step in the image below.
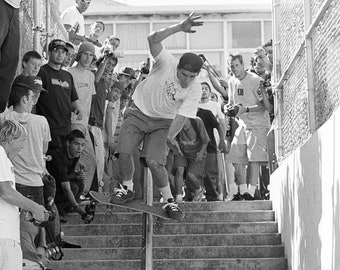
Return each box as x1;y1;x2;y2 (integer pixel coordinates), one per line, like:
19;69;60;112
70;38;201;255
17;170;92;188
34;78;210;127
50;201;286;269
153;245;285;259
61;222;278;236
49;257;287;270
93;200;273;213
64;233;282;248
61;245;284;260
153;258;287;270
63;210;275;224
153;222;278;235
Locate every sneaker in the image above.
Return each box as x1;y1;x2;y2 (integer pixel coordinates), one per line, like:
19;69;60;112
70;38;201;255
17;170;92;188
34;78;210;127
110;184;134;204
231;193;244;201
162;198;185;220
192;187;204;201
242;192;255;201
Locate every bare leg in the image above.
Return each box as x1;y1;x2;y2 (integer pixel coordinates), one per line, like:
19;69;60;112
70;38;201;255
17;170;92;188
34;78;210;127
119;153;135;190
174;167;185;201
145;159;173;201
246;161;260;196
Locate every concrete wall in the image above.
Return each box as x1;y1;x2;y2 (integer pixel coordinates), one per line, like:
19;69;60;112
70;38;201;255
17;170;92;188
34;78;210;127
271;107;340;270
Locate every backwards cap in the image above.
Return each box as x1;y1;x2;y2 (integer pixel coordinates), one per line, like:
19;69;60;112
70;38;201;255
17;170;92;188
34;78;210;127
178;53;203;73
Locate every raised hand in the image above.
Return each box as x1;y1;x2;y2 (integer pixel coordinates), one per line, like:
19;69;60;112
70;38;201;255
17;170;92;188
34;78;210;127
179;12;203;33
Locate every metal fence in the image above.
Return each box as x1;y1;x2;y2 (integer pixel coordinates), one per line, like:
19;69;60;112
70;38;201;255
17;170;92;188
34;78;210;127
273;0;339;160
18;0;67;73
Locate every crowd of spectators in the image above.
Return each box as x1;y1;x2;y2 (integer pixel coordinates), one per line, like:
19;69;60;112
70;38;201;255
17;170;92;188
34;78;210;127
0;0;275;268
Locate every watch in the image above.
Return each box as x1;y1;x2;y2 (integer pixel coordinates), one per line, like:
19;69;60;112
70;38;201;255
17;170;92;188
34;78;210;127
246;107;249;113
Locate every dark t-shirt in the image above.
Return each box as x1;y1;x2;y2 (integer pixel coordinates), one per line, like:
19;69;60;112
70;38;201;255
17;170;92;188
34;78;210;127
90;79;108;128
197;108;219;153
46;147;80;199
36;64;78;132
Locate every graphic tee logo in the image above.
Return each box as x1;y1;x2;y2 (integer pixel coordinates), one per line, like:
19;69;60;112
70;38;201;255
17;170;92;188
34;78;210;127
51;78;70;89
237;88;244;96
164;81;176;101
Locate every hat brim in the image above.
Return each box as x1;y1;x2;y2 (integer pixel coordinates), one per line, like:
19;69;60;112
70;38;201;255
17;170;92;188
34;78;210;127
32;87;47;92
119;72;136;79
52;45;68;52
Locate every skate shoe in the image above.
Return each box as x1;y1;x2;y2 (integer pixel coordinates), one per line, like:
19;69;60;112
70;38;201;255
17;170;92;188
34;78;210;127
110;184;135;204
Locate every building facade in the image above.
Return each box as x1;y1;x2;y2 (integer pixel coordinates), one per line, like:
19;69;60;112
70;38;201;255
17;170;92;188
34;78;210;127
73;1;272;79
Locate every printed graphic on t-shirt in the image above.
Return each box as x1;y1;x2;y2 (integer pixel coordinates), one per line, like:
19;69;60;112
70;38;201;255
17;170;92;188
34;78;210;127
237;88;244;96
76;82;90;89
51;78;70;89
164;81;176;101
180;139;196;145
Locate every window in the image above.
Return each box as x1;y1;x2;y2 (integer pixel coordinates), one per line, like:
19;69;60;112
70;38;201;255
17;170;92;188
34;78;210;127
264;21;272;44
153;22;186;49
190;22;223;49
116;23;149;50
228;21;261;48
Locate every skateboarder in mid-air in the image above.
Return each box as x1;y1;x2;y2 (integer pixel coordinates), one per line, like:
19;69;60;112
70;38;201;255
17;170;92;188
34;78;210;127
111;12;204;220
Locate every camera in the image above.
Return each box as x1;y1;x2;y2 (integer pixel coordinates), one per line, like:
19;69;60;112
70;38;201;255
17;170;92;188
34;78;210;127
45;242;63;260
81;200;96;224
104;49;124;58
140;66;149;75
225;104;242;117
140;58;150;75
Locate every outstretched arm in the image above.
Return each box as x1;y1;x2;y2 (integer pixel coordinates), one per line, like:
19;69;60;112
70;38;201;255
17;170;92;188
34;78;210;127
148;12;203;58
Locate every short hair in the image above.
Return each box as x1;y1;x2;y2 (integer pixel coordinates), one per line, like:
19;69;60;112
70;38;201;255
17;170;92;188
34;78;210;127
201;82;211;92
263;39;272;48
8;83;32;107
0;120;26;144
65;129;85;143
22;50;42;63
228;53;244;65
90;20;105;32
22;51;42;69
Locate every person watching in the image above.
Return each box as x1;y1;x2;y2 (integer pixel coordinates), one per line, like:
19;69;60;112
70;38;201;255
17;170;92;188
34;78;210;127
46;129;91;221
0;119;48;270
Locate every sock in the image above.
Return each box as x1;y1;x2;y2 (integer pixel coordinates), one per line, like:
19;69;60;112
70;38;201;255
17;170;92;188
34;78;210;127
158;185;173;202
248;185;256;196
123;180;133;191
229;183;238;196
239;184;247;195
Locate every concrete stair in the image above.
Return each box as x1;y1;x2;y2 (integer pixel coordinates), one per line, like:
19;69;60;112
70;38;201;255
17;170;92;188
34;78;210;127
49;201;287;270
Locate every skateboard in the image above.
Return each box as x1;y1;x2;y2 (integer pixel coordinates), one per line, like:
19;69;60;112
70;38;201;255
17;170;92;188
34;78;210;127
89;191;172;220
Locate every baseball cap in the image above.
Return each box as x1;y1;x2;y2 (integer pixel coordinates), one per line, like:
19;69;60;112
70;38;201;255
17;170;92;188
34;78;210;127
178;53;203;73
13;75;46;92
48;39;68;52
119;67;136;79
78;42;96;56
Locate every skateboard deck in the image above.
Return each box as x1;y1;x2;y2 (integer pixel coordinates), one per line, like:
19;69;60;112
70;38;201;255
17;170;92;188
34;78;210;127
89;191;172;220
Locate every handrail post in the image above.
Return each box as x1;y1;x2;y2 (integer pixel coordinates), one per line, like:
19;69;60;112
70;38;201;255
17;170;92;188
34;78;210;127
141;167;153;270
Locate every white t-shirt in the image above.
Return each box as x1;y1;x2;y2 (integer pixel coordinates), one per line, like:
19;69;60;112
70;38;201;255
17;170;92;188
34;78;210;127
228;71;270;129
4;0;21;8
198;100;224;120
132;49;202;119
69;67;96;127
60;6;85;36
5;111;51;186
0;146;20;242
